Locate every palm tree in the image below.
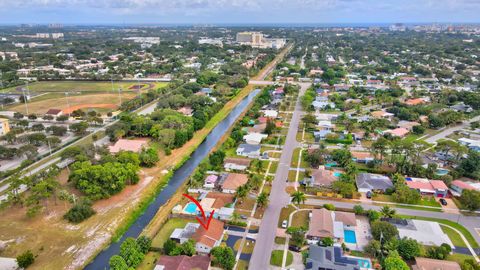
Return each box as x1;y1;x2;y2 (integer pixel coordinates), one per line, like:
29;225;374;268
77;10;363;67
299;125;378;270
380;206;396;218
231;212;240;223
291;191;306;205
235;185;248;203
256;192;269;208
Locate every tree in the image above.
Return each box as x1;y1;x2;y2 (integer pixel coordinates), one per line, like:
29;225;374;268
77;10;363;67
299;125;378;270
211;246;236;270
56;115;69;122
46;125;68;136
459;189;480;211
364;240;381;257
461;259;480;270
380;206;396;218
119;237;144;268
139;148;159;167
397;237;422;260
371;221;398;242
384;251;409;270
179;239;196;256
331;181;355;198
163;239;177;255
136;236;152;254
63;198;96;223
69;121;89;135
235;185;249;203
353;205;364;215
291;191;306;205
321;237;334;247
16;250;35;268
392;183;421;204
13;112;24;119
323;204;335;211
265;119;276;135
109;255;129;270
426;244;450;260
286;227;306;247
256;192;269;208
367;210;381;222
330;149;353;167
209;150;226;168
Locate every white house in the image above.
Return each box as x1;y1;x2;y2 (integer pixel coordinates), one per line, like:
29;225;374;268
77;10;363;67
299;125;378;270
262;110;278;118
236;144;261;158
243;133;268;145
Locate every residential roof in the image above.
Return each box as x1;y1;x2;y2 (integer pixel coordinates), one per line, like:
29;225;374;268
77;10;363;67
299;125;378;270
156;255;211;270
371;110;394;118
177;106;193;116
356;173;393;191
108;138;148;153
224;157;251;167
237;144;261;154
192;219;224;248
412;257;461;270
248;123;267;133
397;120;421;130
205;192;234;209
221;173;248;191
205;175;218;184
451;180;476;190
351;151;373;160
311;167;337;187
46;108;62;115
384;127;409;137
308;208;334;238
334;211;357;227
405;98;426;106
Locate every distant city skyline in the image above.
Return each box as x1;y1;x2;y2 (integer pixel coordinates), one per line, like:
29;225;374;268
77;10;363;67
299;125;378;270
0;0;479;25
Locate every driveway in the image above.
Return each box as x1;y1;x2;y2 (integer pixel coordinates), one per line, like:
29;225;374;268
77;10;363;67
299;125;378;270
425;115;480;143
249;82;310;270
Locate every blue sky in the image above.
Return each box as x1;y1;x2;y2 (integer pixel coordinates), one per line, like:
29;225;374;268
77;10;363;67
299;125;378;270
0;0;479;24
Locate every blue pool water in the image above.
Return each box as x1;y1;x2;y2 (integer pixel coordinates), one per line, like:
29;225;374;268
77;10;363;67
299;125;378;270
355;258;372;268
333;172;342;177
436;169;449;176
344;230;357;244
184;202;198;214
325;162;337;168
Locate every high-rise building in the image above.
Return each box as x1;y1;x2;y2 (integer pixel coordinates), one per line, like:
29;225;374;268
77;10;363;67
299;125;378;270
0;118;10;136
236;32;263;45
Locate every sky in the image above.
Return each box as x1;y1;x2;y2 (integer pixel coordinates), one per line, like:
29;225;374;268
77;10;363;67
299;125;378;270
0;0;479;25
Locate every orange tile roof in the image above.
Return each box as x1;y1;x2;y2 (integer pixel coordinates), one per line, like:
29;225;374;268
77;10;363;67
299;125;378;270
108;138;148;153
412;257;461;270
192;219;224;248
405;98;426;106
307;208;333;238
221;173;248;190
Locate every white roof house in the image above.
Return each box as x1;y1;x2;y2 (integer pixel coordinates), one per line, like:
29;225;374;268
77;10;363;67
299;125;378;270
243;133;268;145
395;220;454;248
263;110;278;118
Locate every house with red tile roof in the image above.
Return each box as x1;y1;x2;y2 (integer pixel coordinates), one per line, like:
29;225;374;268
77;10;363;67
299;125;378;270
405;178;448;197
154;255;211;270
450;180;478;196
45;108;63;117
192;218;225;254
383;127;409;138
220;173;249;193
404;98;428;106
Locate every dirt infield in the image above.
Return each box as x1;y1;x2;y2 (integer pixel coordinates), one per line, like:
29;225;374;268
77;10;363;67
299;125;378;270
62;103;117;114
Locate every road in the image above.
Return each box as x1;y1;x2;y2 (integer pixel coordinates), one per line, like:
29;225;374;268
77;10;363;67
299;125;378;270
425;115;480;143
248;82;309;270
305;197;480;251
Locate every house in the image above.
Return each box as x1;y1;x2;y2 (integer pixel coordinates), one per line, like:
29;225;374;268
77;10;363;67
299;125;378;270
220;173;249;193
312;99;335;110
397;120;421;131
351;151;374;164
154;255;211;270
371;110;394;120
192;219;224;254
177;107;193;116
243;132;268;145
236;144;261;158
217;207;235;221
248;123;267;133
170;223;200;243
383;127;409;138
412;257;461;270
450;102;473;113
387;219;454;248
356;173;393;193
450;180;478;195
0;118;10;136
404;98;428;106
224;157;251;171
45;108;63;117
306;245;372;270
313;130;333;141
318;120;334;130
405;178;449;197
305;166;337;187
306;208;356;244
263;110;278;118
204;175;219;189
0;257;19;270
458;138;480;152
108;138;148;153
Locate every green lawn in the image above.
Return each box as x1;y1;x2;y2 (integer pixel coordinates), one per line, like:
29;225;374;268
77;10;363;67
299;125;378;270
1;81;167;93
234;239;255;254
270;250;293;267
398;215;479;248
151;218;193;249
441;225;467;248
137;252;160;270
291;148;308;168
236;259;249;270
288;170;305;182
278;205;296;227
291;210;309;228
446;253;476;264
275;237;286;245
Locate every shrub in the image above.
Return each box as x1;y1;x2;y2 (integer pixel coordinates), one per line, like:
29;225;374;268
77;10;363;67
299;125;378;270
323;204;335;210
16;250;35;268
63;199;96;223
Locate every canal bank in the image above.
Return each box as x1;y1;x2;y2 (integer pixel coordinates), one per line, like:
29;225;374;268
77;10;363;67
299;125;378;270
84;88;261;270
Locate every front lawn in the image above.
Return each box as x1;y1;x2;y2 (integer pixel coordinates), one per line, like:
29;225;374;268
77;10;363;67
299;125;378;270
441;225;467;248
270;250;293;267
291;210;310;228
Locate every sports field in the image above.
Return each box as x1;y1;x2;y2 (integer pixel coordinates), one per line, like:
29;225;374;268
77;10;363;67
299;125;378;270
1;81;167;94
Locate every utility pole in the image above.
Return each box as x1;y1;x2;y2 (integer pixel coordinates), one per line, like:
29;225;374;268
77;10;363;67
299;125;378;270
118;87;122;106
65;92;71;116
22;88;29;115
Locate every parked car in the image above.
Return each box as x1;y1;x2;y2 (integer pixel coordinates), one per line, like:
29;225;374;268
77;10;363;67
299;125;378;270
366;191;373;199
282;220;288;228
289;245;301;252
440;198;448;206
240;215;247;220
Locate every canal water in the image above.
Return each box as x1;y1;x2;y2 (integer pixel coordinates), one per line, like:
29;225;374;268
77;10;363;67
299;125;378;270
84;89;260;269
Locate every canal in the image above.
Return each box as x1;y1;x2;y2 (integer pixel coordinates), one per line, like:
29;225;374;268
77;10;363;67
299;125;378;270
84;89;260;269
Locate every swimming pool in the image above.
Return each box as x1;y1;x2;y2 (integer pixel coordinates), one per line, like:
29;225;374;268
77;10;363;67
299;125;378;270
183;202;198;214
333;172;342;177
355;258;372;268
325;162;337;168
344;230;357;244
436;168;449;176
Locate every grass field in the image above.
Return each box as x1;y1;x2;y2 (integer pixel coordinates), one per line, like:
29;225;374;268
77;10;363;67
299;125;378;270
270;250;293;267
441;225;467;248
1;81;167;94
